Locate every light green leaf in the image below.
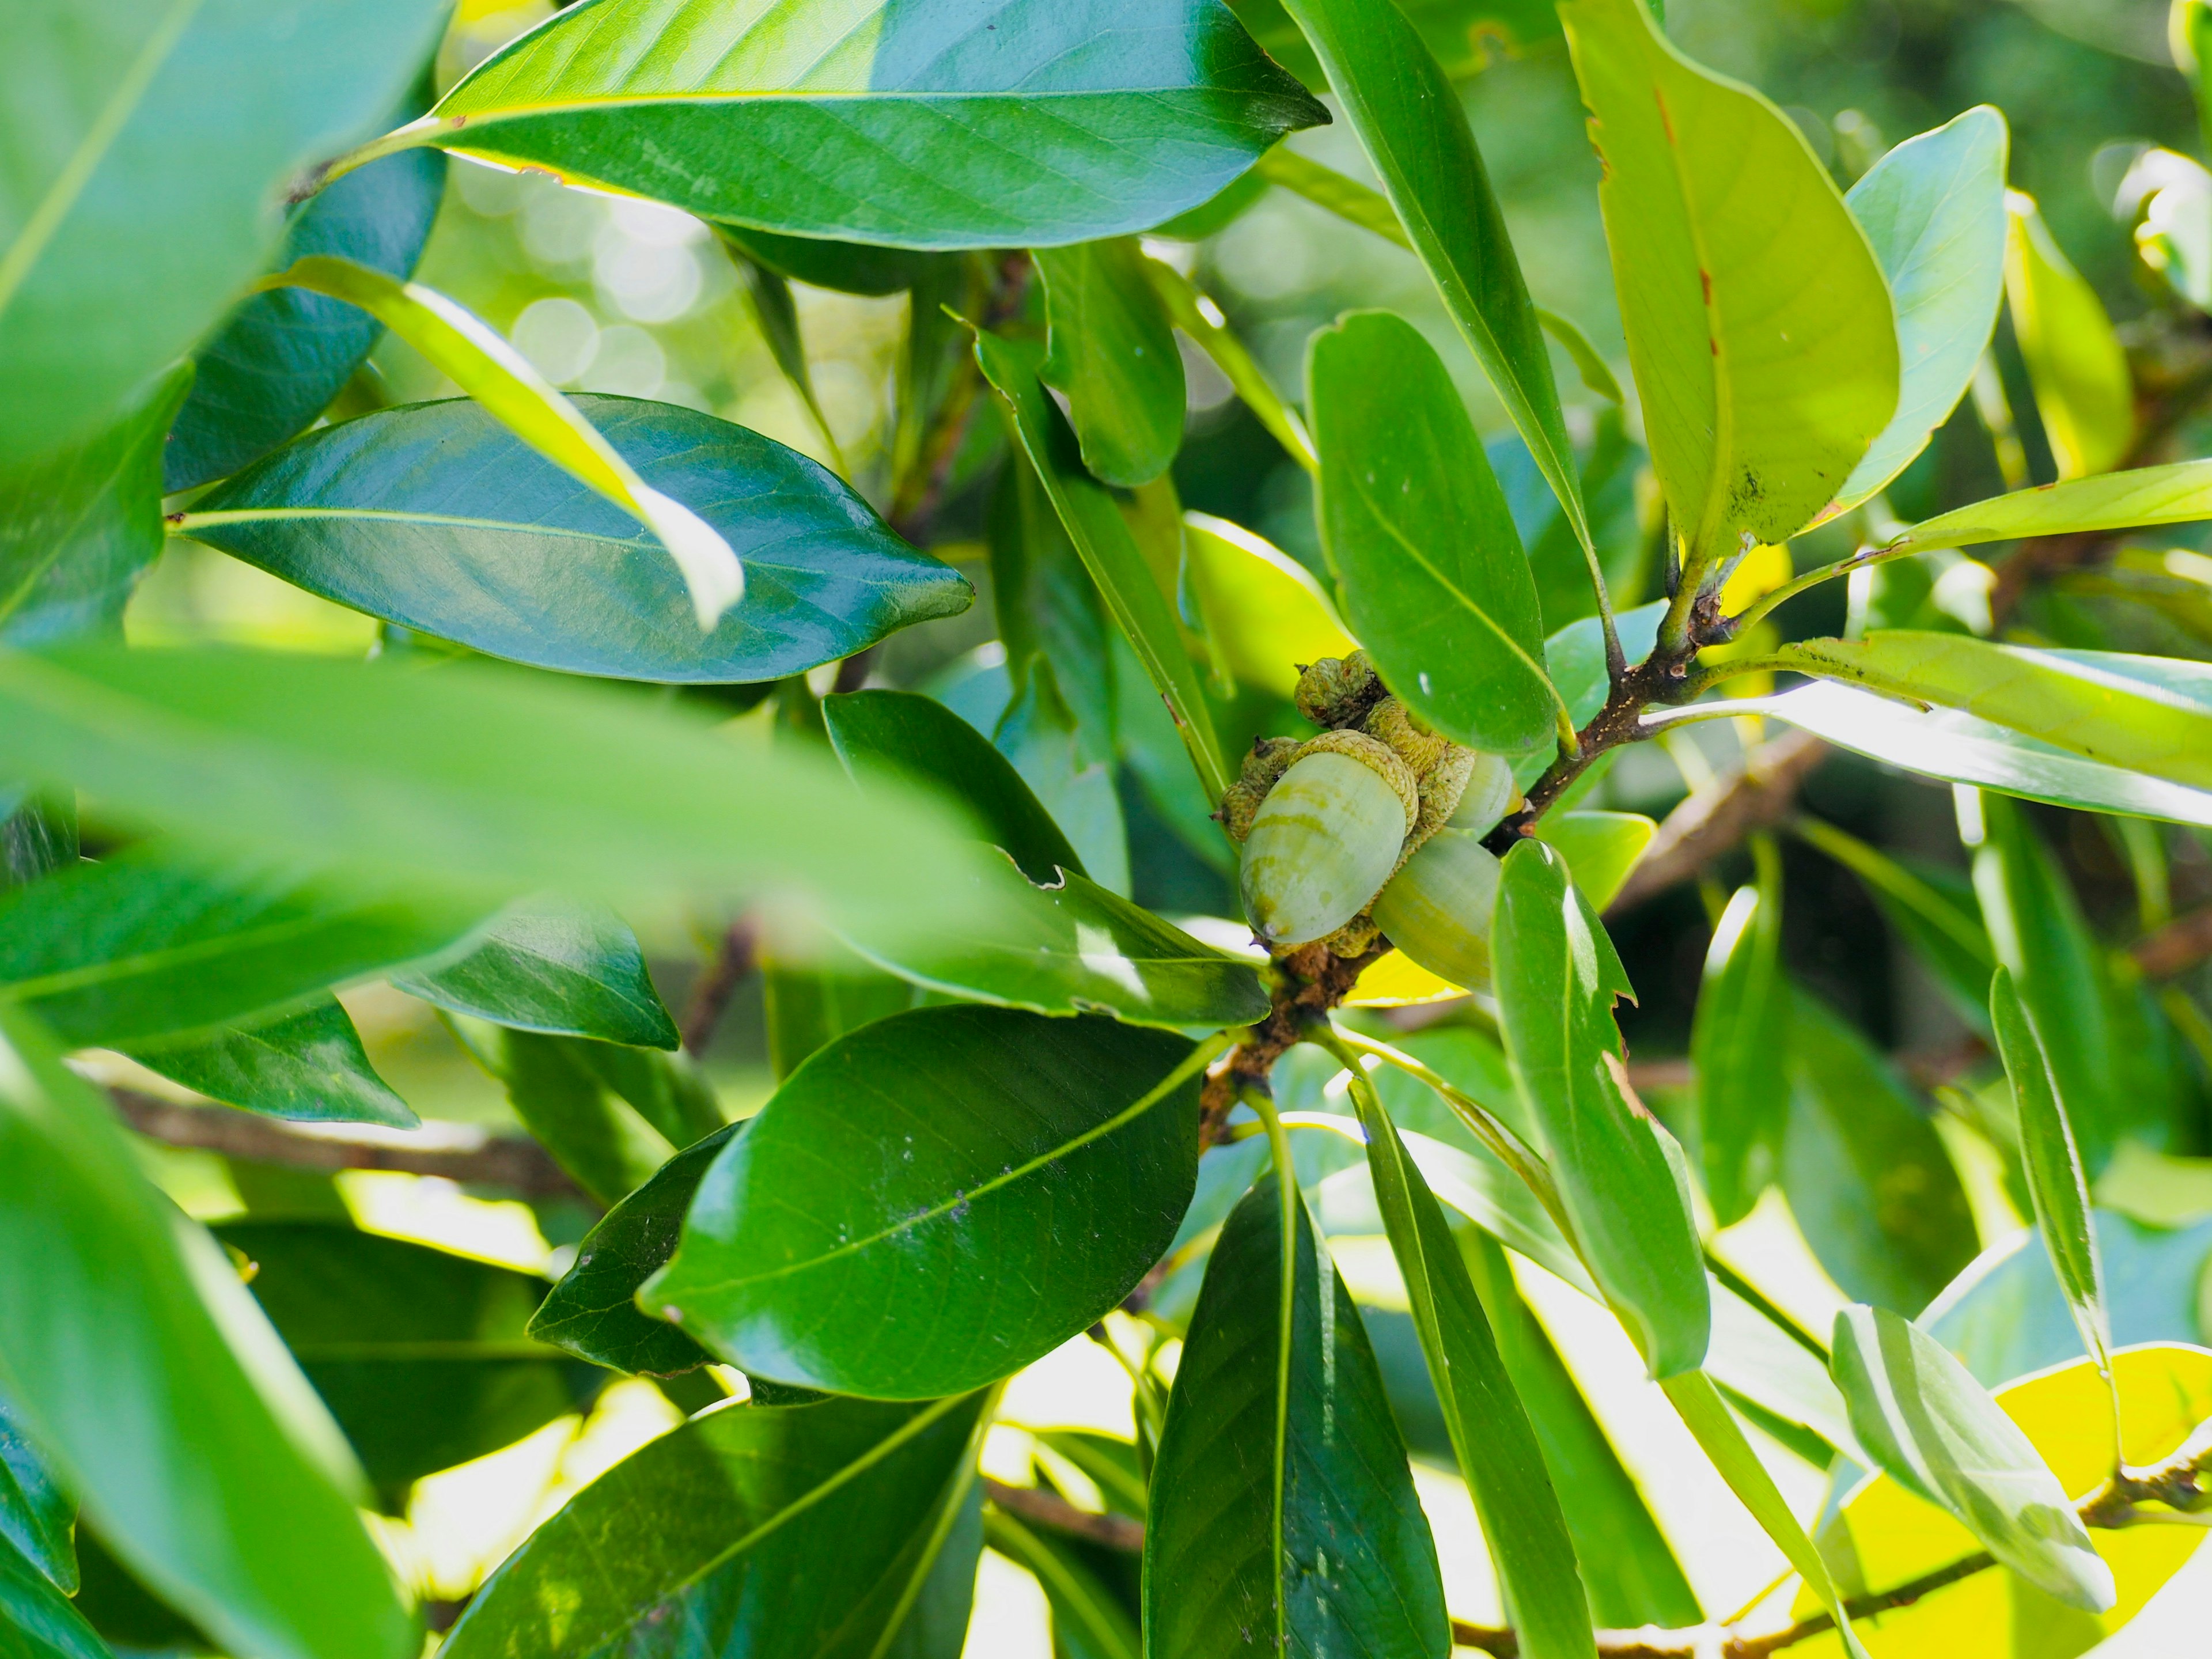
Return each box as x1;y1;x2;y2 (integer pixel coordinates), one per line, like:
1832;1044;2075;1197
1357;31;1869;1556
1989;968;2113;1389
1036;239;1185;489
1180;513;1353;698
1492;839;1710;1377
1690;842;1789;1226
646;1007;1210;1398
1529;811;1656;913
1831;1303;2115;1611
264;256;742;626
1141;261;1316;471
1559;0;1897;563
974;329;1226;802
1348;1078;1596;1659
394;0;1327;251
0;1393;75;1595
1881;459;2212;556
1309;309;1559;755
0;646;998;940
438;1392;990;1659
1832;107;2010;514
0;0;448;464
1144;1172;1449;1659
1702;1278;1861;1464
1536;306;1625;405
392;895;677;1051
126;998;414;1130
1271;0;1589;554
2005;192;2133;480
0;1005;414;1659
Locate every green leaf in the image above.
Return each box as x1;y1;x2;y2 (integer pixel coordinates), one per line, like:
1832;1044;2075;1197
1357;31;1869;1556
986;452;1118;769
1308;309;1559;755
725;243;848;474
1831;1303;2115;1611
1529;811;1656;913
1;366;191;649
1036;239;1186;490
717;226;951;297
126;998;415;1130
1492;839;1710;1377
0;794;75;893
182;397;969;682
1760;679;2212;827
459;1025;676;1208
438;1391;990;1659
392;895;679;1051
0;0;449;465
974;330;1226;802
1882;460;2212;556
0;850;479;1050
2005;192;2133;480
884;1480;984;1659
982;1510;1139;1659
1702;1278;1860;1464
763;948;920;1082
0;646;999;939
1144;1172;1449;1659
0;1393;74;1595
1141;262;1316;472
1559;0;1897;562
1348;1082;1596;1659
1272;0;1589;558
529;1124;737;1377
1790;816;1995;1035
825;689;1083;885
213;1220;598;1505
1232;0;1561;86
1690;843;1789;1226
1181;513;1352;698
405;0;1327;251
647;1007;1210;1398
0;1539;108;1659
165;147;446;493
1831;107;2010;514
1781;989;1978;1316
0;1005;414;1659
1989;968;2113;1388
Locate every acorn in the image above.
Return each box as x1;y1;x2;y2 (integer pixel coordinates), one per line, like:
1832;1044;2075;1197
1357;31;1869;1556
1448;751;1519;838
1238;730;1418;947
1370;827;1504;991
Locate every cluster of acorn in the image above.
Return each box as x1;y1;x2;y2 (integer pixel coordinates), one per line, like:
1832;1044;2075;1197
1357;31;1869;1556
1221;652;1518;991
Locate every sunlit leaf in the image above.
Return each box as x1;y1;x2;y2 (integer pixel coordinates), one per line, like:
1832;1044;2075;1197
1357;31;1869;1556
2005;191;2133;480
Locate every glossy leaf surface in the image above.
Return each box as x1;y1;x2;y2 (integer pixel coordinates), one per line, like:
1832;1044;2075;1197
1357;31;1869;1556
126;998;414;1129
0;0;449;464
1493;841;1710;1377
0;1395;74;1594
1309;310;1558;755
1036;238;1185;488
439;1392;988;1659
184;397;965;681
392;895;677;1050
648;1007;1206;1397
1144;1173;1449;1659
421;0;1327;250
1831;1304;2113;1611
1832;107;2010;513
1691;862;1789;1227
1883;460;2212;555
1531;811;1656;913
0;1006;412;1659
1560;0;1897;557
2005;193;2132;479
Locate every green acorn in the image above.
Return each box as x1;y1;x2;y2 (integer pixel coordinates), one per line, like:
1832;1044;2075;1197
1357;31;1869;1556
1238;730;1417;947
1370;827;1503;991
1448;751;1518;837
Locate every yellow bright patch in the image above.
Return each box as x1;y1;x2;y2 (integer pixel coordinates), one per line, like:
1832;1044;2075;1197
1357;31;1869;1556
1345;950;1469;1007
1721;542;1796;616
1783;1343;2212;1657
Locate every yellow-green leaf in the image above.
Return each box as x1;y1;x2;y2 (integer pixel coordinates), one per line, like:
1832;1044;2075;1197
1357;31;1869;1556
2005;191;2133;480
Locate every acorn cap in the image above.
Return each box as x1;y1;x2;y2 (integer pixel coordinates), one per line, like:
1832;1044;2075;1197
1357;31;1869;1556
1293;652;1383;729
1290;729;1419;832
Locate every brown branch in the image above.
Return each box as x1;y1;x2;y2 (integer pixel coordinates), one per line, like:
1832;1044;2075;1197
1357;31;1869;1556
109;1088;581;1199
1197;939;1386;1148
981;1478;1143;1552
2131;904;2212;980
680;914;759;1055
1607;730;1828;914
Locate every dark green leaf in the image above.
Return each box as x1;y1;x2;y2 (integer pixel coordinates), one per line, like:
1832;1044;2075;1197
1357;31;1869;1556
0;1006;414;1659
825;689;1084;885
126;997;414;1129
68;1528;209;1656
0;366;191;648
1036;238;1185;489
0;0;449;464
530;1124;739;1377
417;0;1327;249
987;453;1118;768
649;1007;1207;1397
438;1392;990;1659
0;1393;73;1594
164;148;446;493
1349;1086;1595;1659
983;1510;1138;1659
393;895;679;1051
1308;309;1558;755
181;397;969;683
214;1221;599;1504
717;226;951;297
0;850;479;1049
1493;840;1710;1377
884;1479;984;1659
993;661;1131;893
1274;0;1588;555
566;1039;724;1150
1145;1173;1449;1659
1690;845;1789;1226
459;1025;675;1208
1231;0;1560;86
1831;1304;2114;1611
763;947;919;1081
1782;990;1978;1315
0;1539;109;1659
